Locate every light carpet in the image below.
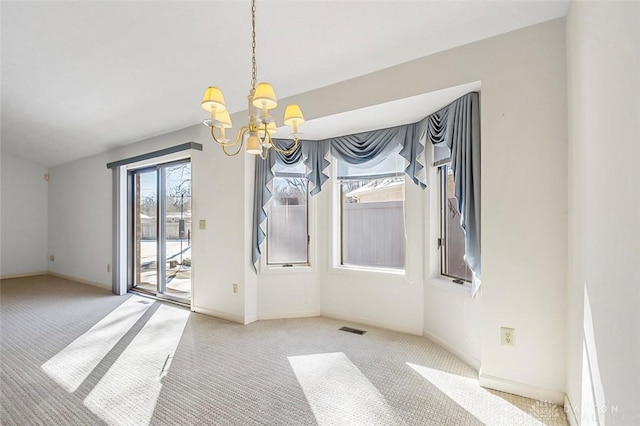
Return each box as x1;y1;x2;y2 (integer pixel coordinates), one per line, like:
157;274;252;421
0;275;568;425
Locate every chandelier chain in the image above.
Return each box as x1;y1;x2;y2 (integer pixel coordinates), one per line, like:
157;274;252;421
250;0;257;89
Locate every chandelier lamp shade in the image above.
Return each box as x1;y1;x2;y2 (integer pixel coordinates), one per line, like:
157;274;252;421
201;0;305;158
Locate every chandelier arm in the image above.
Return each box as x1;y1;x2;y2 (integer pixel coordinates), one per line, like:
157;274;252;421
222;143;244;157
210;125;249;147
209;127;229;146
270;138;300;155
221;128;248;157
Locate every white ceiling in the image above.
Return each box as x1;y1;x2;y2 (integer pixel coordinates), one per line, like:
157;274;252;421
1;1;568;167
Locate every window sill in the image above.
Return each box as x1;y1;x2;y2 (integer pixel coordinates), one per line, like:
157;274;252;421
428;276;471;295
260;264;315;275
330;264;406;277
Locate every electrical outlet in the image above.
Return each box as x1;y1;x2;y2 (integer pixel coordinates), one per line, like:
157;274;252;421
232;283;239;294
107;264;111;273
199;220;206;230
501;327;515;346
49;255;55;262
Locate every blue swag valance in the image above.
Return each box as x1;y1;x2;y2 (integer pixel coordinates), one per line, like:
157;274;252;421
252;92;480;286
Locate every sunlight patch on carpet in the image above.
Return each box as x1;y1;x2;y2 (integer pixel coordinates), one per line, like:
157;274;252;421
407;362;552;425
83;304;189;426
288;352;397;426
42;295;153;392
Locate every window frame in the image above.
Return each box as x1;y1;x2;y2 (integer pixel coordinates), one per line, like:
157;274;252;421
265;170;310;268
438;164;472;284
337;173;407;272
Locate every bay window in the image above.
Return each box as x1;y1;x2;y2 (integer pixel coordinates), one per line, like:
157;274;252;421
266;162;309;266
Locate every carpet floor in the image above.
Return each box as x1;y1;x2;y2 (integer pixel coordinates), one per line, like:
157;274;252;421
0;275;567;425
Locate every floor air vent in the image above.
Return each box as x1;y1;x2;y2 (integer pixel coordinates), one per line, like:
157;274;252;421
339;326;367;335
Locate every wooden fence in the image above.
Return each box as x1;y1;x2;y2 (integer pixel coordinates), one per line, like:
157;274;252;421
262;201;407;268
342;201;405;268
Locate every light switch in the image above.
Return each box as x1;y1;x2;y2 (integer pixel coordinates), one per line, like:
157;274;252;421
199;220;206;230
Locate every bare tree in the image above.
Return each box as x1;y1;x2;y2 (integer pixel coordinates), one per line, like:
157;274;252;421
279;177;307;198
141;194;156;216
166;164;191;213
271;177;307;205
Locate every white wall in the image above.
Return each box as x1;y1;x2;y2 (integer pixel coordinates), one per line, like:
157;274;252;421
47;152;112;287
424;158;482;369
0;151;49;277
566;2;640;423
257;270;320;320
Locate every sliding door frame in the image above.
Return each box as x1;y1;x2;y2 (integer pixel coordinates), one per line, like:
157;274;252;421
109;142;201;297
127;159;191;304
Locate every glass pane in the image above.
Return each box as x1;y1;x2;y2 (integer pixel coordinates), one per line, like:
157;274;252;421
164;162;192;300
267;177;308;264
443;167;473;281
341;176;406;269
134;169;158;291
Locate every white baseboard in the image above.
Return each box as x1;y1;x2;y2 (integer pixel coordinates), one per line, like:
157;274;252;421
258;310;321;321
564;394;579;426
47;272;111;291
0;271;48;280
422;330;480;370
194;307;319;325
320;310;423;336
191;306;247;325
479;373;565;405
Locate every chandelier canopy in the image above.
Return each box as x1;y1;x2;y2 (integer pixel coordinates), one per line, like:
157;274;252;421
201;0;304;158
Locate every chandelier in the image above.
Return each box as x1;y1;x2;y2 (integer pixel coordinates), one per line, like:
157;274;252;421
201;0;305;158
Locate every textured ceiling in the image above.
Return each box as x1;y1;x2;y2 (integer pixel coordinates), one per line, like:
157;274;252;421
1;1;568;167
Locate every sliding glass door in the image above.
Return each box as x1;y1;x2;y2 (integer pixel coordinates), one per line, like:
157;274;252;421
133;168;158;291
131;160;191;303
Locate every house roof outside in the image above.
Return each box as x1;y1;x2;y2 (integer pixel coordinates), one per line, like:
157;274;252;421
345;178;405;203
